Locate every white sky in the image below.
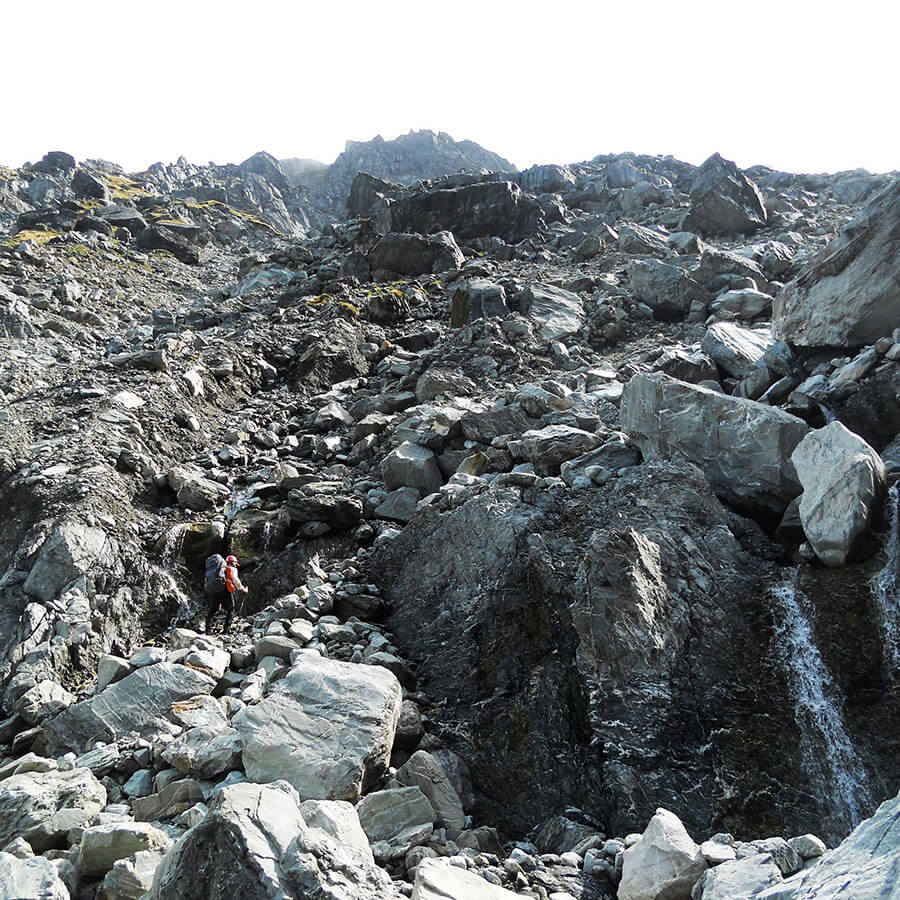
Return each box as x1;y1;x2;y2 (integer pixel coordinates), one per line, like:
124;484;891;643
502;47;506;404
3;0;898;176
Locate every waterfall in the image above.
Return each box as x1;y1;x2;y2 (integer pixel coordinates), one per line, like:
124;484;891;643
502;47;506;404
871;483;900;674
771;574;872;833
159;524;186;568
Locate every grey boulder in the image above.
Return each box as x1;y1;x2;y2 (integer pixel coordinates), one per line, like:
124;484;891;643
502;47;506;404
791;422;886;566
701;322;773;380
412;858;519;899
159;726;243;779
234;653;401;802
369;231;464;275
0;852;70;900
518;283;584;340
507;424;604;470
619;807;708;900
79;821;172;879
691;852;782;899
627;259;712;318
150;781;399;899
0;767;106;846
382;441;443;494
43;663;216;753
355;786;434;854
621;373;809;513
689;153;767;235
773;179;900;348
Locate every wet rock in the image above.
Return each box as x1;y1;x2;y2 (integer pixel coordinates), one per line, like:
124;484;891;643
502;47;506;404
791;421;886;565
234;654;401;802
689;153;767;235
619;808;707;900
621;372;809;513
774;180;900;347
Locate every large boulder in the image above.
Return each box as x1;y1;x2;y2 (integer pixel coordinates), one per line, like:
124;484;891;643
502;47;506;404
507;424;605;470
234;653;401;802
619;807;708;900
689;153;767;235
518;282;585;340
150;781;398;899
42;663;216;754
701;322;773;380
356;786;434;851
791;422;886;566
23;521;118;602
787;788;900;899
368;231;464;275
393;751;466;836
136;224;205;265
389;180;544;243
0;852;70;900
627;259;712;318
412;858;519;899
450;279;508;326
620;372;809;513
0;767;106;846
382;441;443;494
691;852;782;899
79;821;172;879
773;179;900;348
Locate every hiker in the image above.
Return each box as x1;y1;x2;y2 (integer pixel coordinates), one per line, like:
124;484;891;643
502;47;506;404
204;553;247;633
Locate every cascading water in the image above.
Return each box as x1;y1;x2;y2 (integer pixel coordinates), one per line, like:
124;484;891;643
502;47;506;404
871;483;900;675
159;524;186;568
771;573;872;833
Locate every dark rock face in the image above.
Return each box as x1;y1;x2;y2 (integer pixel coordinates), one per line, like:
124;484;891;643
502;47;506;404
136;225;205;265
376;464;849;839
389;180;544;243
368;231;464;276
689;153;767;235
71;168;109;201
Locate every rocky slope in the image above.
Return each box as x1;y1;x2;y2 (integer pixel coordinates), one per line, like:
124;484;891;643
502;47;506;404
0;141;899;899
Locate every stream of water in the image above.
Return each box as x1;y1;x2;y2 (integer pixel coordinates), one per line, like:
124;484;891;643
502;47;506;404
871;483;900;675
771;573;872;833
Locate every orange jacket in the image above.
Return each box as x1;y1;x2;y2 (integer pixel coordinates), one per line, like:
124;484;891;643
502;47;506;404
225;564;245;594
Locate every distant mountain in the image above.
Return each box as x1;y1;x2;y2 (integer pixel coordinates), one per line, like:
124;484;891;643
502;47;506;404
280;157;328;188
307;129;517;214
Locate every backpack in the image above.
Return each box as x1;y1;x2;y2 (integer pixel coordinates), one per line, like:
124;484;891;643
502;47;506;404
205;554;227;592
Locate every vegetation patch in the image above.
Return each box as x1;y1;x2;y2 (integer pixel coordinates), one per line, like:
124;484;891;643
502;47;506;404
4;228;64;246
103;173;154;201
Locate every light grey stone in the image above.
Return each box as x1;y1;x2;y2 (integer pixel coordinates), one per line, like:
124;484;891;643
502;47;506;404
79;821;172;878
393;751;466;837
43;663;216;754
160;726;243;779
621;372;809;513
507;425;604;469
701;322;773;380
0;851;70;900
519;283;585;340
412;857;519;899
234;654;401;802
691;852;783;899
356;786;434;850
619;807;707;900
382;441;443;494
103;849;168;900
791;422;886;566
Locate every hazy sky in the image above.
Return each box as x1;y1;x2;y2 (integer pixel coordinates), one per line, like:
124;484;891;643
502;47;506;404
3;0;898;175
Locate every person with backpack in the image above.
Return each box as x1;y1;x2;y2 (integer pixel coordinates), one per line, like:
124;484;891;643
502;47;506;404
204;553;247;633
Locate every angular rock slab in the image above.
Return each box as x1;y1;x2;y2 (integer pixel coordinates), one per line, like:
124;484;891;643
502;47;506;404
43;663;216;754
356;786;434;847
412;858;519;899
0;851;70;900
780;788;900;899
621;372;809;513
689;153;767;235
150;781;398;899
701;322;773;380
691;852;782;899
234;654;401;801
79;821;172;878
791;421;886;566
382;441;443;494
0;767;106;846
774;179;900;348
519;282;585;340
619;807;707;900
